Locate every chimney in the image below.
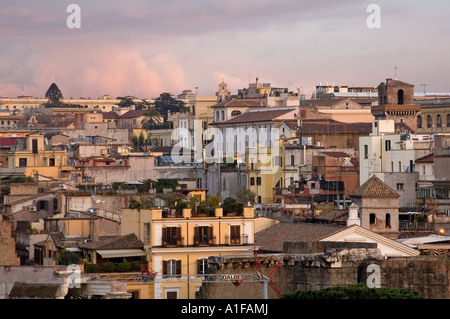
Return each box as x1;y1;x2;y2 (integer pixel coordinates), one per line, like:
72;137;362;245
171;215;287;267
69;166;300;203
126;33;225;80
74;113;82;130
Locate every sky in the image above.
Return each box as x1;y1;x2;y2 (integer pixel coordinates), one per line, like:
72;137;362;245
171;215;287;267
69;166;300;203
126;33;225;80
1;0;450;100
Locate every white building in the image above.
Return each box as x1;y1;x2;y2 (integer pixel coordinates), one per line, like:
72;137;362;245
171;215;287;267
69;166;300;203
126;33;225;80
359;119;433;208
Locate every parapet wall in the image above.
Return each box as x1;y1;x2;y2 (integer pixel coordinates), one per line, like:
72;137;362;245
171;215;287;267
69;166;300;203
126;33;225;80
197;247;450;299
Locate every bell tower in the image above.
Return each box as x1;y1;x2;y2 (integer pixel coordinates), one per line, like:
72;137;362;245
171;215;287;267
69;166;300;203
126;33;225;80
216;80;231;103
372;78;421;132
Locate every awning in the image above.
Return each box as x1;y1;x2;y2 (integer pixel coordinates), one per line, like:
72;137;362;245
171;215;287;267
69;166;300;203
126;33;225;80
96;249;146;258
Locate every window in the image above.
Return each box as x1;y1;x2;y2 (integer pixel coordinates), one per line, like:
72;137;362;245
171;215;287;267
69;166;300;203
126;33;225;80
49;158;55;166
197;258;208;275
364;145;368;159
437;114;442;128
231;110;241;116
396;183;404;191
417;115;422;128
37;200;49;210
19;158;27;167
163;259;181;277
144;223;150;243
166;290;178;299
385;213;391;228
397;89;404;105
385;140;391;151
32;139;38;154
427;115;432;128
369;213;376;225
250;177;255;186
291;155;295;167
229;225;241;244
256;177;261;185
194;226;214;245
447;114;450;127
162;226;182;246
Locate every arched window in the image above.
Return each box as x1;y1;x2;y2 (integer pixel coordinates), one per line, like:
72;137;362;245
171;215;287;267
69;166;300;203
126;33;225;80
221;111;225;121
417;115;422;128
427;115;432;128
437;114;442;128
231;110;241;117
397;89;404;105
369;213;376;225
216;111;219;121
385;213;391;228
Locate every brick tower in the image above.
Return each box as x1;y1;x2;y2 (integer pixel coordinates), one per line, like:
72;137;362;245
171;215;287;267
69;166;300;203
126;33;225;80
372;78;421;132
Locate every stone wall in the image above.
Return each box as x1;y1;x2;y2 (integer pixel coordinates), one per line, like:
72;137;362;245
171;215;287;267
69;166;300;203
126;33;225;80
359;258;450;299
0;265;55;299
0;221;20;266
196;246;450;299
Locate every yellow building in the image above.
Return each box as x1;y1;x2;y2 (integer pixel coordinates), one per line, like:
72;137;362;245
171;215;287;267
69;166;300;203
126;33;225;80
246;143;284;204
6;132;74;179
121;205;256;299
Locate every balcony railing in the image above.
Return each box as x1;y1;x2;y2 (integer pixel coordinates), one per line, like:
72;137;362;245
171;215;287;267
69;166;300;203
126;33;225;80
224;235;249;245
399;221;434;229
161;236;184;247
193;236;216;246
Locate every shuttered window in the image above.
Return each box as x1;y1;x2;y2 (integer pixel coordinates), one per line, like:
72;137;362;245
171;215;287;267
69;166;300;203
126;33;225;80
162;226;182;246
194;226;214;245
163;259;181;277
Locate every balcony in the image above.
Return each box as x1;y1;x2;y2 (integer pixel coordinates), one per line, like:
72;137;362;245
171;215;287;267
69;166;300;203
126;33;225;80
225;234;249;245
193;235;216;246
161;236;184;247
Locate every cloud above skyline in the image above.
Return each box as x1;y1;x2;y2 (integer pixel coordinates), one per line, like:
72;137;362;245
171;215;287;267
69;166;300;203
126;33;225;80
1;0;450;99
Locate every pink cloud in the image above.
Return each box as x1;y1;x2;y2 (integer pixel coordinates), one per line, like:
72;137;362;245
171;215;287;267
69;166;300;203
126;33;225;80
11;45;188;99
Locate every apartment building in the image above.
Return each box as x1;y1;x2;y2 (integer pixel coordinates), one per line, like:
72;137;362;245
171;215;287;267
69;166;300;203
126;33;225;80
121;206;255;299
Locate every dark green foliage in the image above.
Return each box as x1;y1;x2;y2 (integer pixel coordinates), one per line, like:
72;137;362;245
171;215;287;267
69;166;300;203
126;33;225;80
152;179;179;193
129;199;144;209
221;197;244;215
235;188;256;204
141;106;162;129
154;92;189;118
281;284;423;299
175;200;188;214
45;82;63;105
58;248;81;265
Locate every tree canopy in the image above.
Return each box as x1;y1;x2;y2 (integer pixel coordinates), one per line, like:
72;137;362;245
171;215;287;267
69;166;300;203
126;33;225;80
281;284;423;299
141;106;163;129
154;92;189;118
45;83;64;105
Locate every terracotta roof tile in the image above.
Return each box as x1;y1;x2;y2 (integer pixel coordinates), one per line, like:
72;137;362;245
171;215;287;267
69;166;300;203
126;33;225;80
254;222;345;252
211;98;261;108
211;108;295;125
119;110;145;118
350;175;400;198
415;153;433;163
79;233;144;250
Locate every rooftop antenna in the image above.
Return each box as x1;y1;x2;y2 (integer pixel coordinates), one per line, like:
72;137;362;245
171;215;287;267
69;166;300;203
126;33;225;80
421;83;428;95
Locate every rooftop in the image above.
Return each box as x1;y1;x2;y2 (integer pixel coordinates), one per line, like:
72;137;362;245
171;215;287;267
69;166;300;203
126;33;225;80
350;175;400;198
211;107;295;126
254;221;345;252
